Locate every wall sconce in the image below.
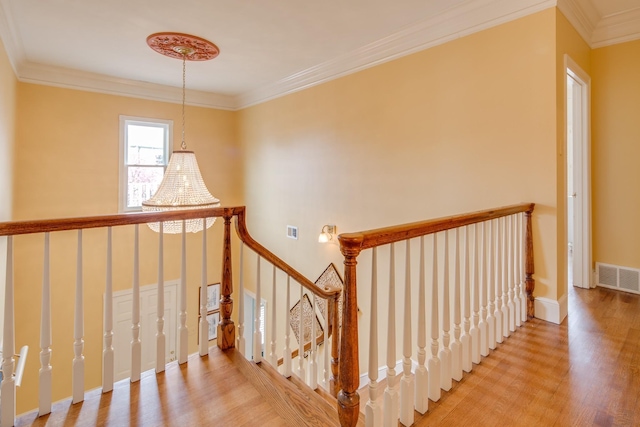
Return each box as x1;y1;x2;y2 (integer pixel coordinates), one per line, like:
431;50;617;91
318;225;337;243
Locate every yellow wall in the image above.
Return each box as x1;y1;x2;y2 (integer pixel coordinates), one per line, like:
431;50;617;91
239;10;559;368
12;83;242;413
592;40;640;269
555;9;591;298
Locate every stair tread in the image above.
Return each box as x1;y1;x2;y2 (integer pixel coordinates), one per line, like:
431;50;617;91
229;351;341;427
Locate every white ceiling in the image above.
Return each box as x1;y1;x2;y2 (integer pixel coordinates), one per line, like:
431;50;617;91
0;0;638;110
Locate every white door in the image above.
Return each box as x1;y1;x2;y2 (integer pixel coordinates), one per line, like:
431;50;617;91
113;281;178;381
243;291;265;361
566;55;592;290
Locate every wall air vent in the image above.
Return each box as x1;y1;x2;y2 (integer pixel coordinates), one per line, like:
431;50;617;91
596;262;640;294
286;225;298;240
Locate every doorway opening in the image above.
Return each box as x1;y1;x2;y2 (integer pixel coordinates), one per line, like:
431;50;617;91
565;55;592;291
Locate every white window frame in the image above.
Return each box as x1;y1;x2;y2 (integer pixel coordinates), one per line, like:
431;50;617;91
119;115;172;212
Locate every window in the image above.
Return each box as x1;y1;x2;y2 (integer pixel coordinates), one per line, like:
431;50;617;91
119;116;172;212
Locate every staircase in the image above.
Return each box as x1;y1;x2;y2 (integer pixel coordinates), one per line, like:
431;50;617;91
14;347;360;427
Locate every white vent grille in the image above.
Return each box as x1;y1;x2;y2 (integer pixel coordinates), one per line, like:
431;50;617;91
286;225;298;240
597;262;640;295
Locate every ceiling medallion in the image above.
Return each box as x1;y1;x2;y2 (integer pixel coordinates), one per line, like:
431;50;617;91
146;32;220;61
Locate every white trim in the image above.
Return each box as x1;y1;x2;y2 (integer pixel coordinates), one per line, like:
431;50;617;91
17;61;239;110
564;55;592;292
2;0;556;111
118;116;173;213
238;0;556;108
359;359;417;390
534;295;567;324
591;8;640;48
557;0;598;45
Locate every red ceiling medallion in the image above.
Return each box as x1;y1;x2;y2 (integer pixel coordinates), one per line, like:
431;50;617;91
146;32;220;61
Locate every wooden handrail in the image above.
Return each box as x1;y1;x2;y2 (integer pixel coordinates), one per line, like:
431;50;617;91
0;207;245;236
338;203;534;252
234;207;340;301
336;202;535;427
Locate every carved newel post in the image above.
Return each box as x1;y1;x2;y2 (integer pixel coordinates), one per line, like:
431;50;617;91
525;208;535;319
218;212;235;349
337;234;363;427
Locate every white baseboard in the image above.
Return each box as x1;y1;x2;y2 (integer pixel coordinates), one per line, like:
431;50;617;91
534;294;568;324
359;359;417;389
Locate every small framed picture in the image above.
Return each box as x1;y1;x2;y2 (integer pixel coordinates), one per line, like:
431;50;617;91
199;283;220;312
207;312;220;341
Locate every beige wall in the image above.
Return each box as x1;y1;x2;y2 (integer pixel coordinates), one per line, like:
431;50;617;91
12;83;242;413
555;9;591;298
239;10;559;368
0;35;17;347
592;39;640;269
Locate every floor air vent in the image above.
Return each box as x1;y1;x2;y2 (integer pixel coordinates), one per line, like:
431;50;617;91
596;262;640;294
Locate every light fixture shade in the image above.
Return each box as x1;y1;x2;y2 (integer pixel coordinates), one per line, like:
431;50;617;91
142;150;220;233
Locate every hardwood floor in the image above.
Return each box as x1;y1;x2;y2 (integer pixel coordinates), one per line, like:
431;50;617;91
15;347;341;427
363;285;640;426
15;285;640;426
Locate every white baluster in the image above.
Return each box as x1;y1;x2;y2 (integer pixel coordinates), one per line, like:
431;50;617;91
428;234;441;402
486;220;497;350
400;239;414;426
383;243;399;427
366;248;382;427
514;214;522;327
283;275;292;378
501;217;509;339
440;231;452;391
199;220;209;356
131;224;141;381
495;218;504;344
450;228;463;382
237;242;246;357
103;227;114;392
270;265;277;367
178;221;188;364
1;236;15;426
309;288;318;389
254;256;263;363
478;223;489;358
298;281;304;379
156;222;166;373
461;227;472;372
507;216;516;334
470;225;480;365
520;213;528;323
72;230;85;403
414;238;428;414
39;233;52;415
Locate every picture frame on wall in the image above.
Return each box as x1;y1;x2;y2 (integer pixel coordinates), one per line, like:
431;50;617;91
199;283;220;312
207;312;220;341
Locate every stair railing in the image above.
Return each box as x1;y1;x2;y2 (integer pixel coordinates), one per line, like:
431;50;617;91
336;203;535;427
0;206;340;427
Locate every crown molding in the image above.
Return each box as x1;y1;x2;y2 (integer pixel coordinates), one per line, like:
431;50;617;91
237;0;556;108
556;0;599;45
17;62;238;110
0;0;25;74
591;7;640;48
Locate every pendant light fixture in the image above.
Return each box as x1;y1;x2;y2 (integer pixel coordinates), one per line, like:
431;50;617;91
142;33;221;233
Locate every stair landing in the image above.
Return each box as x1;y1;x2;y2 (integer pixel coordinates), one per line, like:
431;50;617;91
15;348;344;427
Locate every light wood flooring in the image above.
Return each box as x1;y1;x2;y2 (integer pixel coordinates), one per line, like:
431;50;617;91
360;285;640;426
15;285;640;426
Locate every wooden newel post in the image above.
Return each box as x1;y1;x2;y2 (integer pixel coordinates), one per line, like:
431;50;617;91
525;208;535;319
330;295;340;397
218;212;235;350
338;235;363;427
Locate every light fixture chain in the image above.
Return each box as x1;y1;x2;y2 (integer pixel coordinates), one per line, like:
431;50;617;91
181;54;187;150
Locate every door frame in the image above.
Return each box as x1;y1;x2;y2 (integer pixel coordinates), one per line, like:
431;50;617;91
564;54;592;290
